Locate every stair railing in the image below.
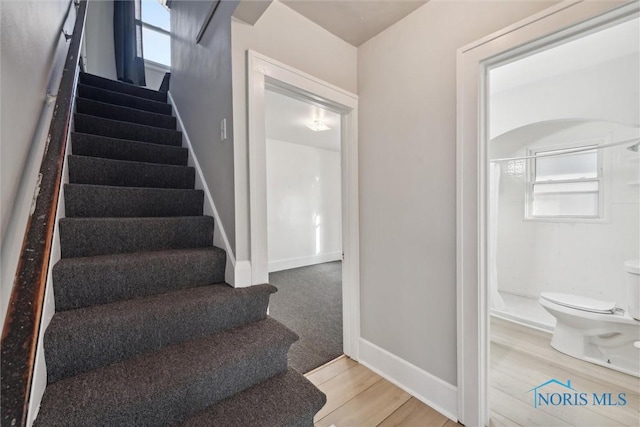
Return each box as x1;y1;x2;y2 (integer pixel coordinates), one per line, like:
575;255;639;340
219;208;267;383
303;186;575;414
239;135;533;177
0;1;88;425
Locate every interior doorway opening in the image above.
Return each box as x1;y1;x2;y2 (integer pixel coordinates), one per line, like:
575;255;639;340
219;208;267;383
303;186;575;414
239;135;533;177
264;87;344;373
457;2;640;426
485;14;640;426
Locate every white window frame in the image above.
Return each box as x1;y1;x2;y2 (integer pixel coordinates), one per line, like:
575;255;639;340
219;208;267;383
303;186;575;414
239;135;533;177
525;138;606;222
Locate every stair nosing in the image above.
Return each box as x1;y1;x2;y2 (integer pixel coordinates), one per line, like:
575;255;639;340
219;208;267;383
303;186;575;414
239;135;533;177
71;132;187;154
69;154;193;171
76;97;177;122
65;183;202;194
74;113;182;136
78;83;172;109
80;72;167;101
60;215;214;224
54;246;226;265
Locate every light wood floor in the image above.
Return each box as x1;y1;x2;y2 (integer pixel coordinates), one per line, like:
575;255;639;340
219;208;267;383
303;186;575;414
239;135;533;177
490;317;640;427
308;318;639;426
305;355;458;427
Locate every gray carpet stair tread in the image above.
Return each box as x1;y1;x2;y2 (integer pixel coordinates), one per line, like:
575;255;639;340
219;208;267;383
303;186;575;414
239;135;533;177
77;84;172;115
35;317;296;427
71;132;188;165
76;97;176;129
59;216;214;258
64;184;203;218
68;155;195;189
74;113;182;146
53;247;226;311
178;369;326;427
45;283;278;383
79;72;167;102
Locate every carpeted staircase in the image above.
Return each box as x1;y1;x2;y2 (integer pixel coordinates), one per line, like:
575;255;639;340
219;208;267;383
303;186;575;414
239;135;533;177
33;72;326;426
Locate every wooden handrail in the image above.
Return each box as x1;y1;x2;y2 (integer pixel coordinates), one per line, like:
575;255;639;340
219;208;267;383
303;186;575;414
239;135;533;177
0;1;87;425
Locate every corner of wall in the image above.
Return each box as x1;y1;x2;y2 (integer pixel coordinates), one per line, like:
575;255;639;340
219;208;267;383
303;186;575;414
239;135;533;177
168;91;251;287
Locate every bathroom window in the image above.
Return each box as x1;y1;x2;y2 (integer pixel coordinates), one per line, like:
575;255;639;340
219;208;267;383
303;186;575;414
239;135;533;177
527;143;603;219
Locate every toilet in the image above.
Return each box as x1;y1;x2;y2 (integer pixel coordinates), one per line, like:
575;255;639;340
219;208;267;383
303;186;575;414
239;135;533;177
539;260;640;377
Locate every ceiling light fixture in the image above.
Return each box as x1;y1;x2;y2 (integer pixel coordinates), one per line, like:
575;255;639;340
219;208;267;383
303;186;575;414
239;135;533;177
306;120;330;132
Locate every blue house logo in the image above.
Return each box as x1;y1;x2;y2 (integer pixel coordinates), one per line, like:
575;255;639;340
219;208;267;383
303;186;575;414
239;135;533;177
527;378;626;408
527;379;578;408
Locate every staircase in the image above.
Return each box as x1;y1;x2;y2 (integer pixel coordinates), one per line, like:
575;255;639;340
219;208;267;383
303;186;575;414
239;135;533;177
33;72;326;426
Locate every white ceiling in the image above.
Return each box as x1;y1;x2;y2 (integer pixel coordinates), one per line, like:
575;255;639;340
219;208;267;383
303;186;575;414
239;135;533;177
265;89;341;151
281;0;428;46
490;17;640;94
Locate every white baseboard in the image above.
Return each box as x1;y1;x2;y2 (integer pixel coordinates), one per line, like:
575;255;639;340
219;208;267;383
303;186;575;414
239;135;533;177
268;251;342;273
167;91;242;286
358;338;458;422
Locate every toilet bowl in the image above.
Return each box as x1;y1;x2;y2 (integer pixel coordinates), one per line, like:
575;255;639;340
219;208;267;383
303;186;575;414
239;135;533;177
538;261;640;377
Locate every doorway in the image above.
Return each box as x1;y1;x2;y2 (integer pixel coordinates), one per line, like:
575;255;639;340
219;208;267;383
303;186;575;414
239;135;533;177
264;87;344;373
485;15;639;426
457;2;640;426
246;51;360;363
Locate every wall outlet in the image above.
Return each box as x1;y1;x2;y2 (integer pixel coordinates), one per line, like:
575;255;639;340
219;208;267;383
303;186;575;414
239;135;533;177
220;118;227;141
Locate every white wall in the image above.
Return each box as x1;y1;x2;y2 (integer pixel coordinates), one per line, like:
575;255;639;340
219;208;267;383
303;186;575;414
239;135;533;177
266;138;342;272
490;53;640;139
171;0;238;252
84;0;117;80
357;0;558;386
143;62;167;91
491;121;640;307
0;0;73;325
231;0;357;264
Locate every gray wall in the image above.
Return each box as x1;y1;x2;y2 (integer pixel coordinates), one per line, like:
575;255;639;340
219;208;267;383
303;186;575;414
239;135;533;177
171;0;238;252
0;0;73;323
357;0;558;385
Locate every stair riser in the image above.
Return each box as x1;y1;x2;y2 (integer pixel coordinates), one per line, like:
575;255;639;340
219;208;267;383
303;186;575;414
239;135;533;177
65;185;204;218
71;132;188;166
46;285;274;382
59;217;214;258
179;370;326;427
75;114;182;146
76;98;177;129
36;319;295;427
77;84;172;115
68;156;195;189
80;72;167;102
53;248;226;311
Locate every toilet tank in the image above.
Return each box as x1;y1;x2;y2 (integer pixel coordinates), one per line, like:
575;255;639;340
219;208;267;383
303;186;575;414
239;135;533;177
626;260;640;320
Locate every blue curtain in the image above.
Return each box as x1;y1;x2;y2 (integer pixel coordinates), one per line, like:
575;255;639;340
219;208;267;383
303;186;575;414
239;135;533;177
113;0;146;86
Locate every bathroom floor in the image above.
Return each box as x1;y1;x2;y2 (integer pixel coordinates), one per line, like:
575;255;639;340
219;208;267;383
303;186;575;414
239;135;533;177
489;317;639;427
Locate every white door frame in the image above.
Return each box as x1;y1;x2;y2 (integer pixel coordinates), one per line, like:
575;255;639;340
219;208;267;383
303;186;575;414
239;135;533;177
456;1;638;425
247;50;361;359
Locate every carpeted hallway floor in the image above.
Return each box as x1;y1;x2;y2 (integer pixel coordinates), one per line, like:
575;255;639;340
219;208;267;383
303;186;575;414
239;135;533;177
269;261;343;374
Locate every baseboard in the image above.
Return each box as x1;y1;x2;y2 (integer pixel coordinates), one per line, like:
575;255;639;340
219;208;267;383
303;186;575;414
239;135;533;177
268;252;342;273
167;91;240;286
358;338;458;422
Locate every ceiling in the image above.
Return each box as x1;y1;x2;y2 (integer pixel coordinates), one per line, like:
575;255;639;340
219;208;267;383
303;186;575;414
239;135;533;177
265;89;341;151
490;17;640;94
281;0;428;46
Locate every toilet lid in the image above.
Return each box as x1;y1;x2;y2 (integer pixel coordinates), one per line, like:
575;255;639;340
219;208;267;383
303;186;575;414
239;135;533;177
540;292;616;314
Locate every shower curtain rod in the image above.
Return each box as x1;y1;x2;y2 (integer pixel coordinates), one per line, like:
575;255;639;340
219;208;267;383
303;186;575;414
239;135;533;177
489;137;640;163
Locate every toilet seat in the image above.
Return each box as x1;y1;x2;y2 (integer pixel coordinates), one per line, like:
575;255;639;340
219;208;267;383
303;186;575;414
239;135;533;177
540;292;616;314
